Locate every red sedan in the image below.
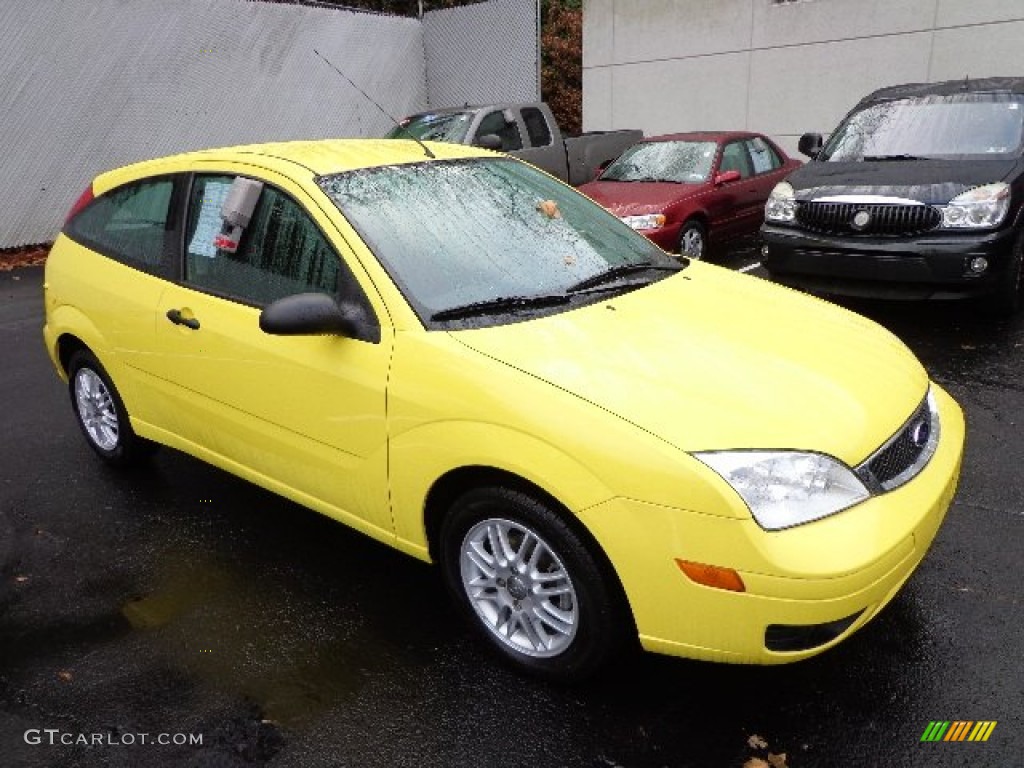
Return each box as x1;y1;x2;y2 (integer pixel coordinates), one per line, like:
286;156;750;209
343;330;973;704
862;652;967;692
578;131;800;259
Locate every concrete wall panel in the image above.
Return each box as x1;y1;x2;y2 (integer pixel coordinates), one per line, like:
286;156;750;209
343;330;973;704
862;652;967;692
609;0;753;64
751;0;936;49
936;0;1024;28
610;53;751;136
929;21;1024;82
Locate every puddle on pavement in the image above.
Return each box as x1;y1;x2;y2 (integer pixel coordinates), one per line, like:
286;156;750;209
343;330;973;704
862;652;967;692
121;549;379;728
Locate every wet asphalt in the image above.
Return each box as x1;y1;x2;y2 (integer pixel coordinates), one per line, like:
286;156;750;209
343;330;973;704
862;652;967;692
1;260;1021;768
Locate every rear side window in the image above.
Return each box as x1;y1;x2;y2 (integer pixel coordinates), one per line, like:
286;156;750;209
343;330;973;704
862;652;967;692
522;107;553;147
747;137;782;174
475;111;524;151
64;177;174;275
184;175;343;307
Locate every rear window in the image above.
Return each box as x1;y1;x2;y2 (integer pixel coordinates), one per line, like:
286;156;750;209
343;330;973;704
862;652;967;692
820;93;1024;161
64;177;175;275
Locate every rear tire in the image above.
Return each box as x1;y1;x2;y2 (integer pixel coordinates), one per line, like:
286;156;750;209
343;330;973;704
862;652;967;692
438;486;628;682
68;349;156;467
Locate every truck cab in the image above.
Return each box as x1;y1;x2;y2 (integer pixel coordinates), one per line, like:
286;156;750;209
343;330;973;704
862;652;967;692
388;102;642;187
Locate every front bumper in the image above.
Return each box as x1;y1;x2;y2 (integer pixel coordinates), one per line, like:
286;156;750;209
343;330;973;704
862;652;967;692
576;384;965;664
637;221;683;253
760;222;1019;299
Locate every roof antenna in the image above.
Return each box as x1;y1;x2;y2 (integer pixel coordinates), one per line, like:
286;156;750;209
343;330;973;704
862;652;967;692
313;49;435;160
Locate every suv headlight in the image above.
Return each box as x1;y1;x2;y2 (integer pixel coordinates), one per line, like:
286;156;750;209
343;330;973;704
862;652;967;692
694;450;870;530
621;213;666;231
764;181;796;223
940;183;1010;229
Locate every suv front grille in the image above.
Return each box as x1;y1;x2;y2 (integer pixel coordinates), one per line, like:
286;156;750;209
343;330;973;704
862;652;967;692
796;201;941;236
856;392;939;493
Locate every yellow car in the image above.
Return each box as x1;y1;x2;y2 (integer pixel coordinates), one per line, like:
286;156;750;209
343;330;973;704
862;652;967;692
44;139;964;681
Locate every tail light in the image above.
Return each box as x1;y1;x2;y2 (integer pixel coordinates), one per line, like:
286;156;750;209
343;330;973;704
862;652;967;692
64;184;95;225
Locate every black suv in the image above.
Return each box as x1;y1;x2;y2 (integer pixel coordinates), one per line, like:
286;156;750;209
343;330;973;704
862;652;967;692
761;77;1024;315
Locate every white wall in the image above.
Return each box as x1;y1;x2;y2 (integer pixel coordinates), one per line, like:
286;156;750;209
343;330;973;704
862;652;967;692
0;0;539;248
583;0;1024;155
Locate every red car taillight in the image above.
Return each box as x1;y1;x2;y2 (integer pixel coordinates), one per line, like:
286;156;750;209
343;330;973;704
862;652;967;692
64;184;94;225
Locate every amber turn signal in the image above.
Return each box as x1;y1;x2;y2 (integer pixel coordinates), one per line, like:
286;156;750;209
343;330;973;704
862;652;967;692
675;559;746;592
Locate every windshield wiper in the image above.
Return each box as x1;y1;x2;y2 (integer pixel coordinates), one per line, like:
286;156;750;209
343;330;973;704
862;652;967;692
430;293;571;321
862;154;927;162
567;262;685;293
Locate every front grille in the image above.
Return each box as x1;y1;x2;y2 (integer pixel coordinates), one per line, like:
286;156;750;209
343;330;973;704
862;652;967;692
796;202;942;236
856;392;939;493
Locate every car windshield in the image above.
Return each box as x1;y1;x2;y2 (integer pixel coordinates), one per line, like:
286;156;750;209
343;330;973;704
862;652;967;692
319;158;676;325
599;140;717;183
385;112;473;144
820;93;1024;161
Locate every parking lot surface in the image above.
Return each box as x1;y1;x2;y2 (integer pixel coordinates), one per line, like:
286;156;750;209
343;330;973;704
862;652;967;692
1;262;1021;767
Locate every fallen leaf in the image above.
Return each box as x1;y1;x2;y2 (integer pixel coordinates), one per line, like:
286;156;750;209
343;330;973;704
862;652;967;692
960;344;976;350
768;753;788;768
743;759;770;768
57;670;73;682
748;734;769;749
14;575;29;583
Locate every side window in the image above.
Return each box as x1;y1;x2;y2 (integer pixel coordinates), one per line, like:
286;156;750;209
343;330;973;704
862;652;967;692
65;177;174;274
719;141;753;178
475;111;524;152
184;175;341;307
746;137;783;174
521;107;553;147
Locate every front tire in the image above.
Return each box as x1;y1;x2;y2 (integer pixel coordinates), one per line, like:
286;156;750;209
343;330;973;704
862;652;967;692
439;486;628;682
987;229;1024;317
68;349;156;467
679;220;707;260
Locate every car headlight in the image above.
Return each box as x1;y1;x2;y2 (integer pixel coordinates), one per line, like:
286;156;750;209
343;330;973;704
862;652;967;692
621;213;666;231
940;182;1010;229
693;450;870;530
764;181;796;223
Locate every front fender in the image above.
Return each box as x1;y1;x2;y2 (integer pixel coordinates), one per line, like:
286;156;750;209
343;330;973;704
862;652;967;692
388;420;616;559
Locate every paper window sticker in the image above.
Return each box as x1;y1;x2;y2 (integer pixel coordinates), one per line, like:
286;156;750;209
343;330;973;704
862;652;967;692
188;181;232;259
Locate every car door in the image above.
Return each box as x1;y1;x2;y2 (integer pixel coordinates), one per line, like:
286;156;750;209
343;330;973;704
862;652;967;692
143;167;394;539
713;139;763;239
744;136;790;228
514;106;570;182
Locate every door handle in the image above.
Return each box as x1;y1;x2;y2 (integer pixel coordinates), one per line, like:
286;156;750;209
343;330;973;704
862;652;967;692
166;308;200;330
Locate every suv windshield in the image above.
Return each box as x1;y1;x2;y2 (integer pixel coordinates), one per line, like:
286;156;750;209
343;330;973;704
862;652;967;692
319;158;676;325
600;140;717;183
385;112;472;143
820;93;1024;161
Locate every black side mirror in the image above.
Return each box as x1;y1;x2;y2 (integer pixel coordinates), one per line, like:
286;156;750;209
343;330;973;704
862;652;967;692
260;293;378;342
798;133;823;159
475;134;503;151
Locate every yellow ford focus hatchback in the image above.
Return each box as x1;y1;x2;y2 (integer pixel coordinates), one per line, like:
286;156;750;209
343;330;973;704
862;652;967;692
44;139;964;681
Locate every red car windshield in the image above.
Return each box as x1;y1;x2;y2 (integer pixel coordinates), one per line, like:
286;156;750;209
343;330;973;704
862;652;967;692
600;141;717;183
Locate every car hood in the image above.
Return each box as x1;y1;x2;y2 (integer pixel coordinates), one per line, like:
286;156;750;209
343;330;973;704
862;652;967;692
450;264;927;464
788;157;1021;204
579;180;705;215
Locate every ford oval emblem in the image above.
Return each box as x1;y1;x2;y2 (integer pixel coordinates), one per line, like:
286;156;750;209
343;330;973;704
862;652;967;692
852;210;871;230
910;419;931;448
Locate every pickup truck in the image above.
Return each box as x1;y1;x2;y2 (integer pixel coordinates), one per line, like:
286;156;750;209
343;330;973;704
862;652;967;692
386;102;642;187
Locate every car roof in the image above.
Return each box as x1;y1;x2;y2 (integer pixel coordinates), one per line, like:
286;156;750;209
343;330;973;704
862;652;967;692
638;131;765;144
94;139;489;191
859;76;1024;106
